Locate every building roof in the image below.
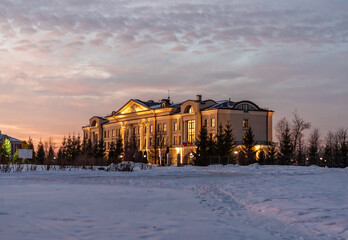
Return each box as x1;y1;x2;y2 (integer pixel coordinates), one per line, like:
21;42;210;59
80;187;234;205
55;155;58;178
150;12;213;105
0;131;22;144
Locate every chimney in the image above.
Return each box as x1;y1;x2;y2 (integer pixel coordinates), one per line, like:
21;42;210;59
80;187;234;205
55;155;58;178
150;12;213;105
196;95;202;102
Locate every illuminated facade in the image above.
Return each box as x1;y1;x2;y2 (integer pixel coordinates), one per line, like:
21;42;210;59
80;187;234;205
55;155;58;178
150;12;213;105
82;95;273;164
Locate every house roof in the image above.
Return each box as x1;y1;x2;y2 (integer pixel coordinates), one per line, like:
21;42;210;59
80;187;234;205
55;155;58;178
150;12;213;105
0;132;22;144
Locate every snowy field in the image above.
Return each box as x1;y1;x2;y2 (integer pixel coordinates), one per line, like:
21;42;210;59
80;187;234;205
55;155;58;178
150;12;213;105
0;165;347;240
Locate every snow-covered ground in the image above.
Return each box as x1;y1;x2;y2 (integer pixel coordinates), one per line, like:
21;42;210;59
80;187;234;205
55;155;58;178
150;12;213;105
0;165;347;240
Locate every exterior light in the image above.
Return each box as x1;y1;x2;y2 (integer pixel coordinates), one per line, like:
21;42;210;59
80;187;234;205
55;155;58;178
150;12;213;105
234;151;238;155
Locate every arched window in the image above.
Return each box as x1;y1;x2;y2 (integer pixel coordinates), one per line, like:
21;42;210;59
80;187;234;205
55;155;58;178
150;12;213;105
91;120;97;127
184;105;194;113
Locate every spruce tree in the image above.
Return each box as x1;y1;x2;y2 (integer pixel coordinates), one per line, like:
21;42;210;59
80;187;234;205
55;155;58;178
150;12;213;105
207;133;216;156
223;123;235;164
241;127;255;165
194;125;209;166
258;149;266;165
115;137;123;160
36;141;46;165
265;143;277;165
279;124;293;165
47;145;54;165
216;124;225;156
1;138;12;164
108;141;118;164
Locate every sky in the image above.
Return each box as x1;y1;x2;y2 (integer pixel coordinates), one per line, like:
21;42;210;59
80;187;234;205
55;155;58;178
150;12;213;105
0;0;347;146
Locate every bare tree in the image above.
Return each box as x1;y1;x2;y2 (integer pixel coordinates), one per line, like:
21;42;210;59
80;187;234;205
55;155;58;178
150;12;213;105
291;111;311;165
276;117;290;144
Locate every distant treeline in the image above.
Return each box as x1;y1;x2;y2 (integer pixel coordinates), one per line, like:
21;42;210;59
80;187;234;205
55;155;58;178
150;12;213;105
1;111;347;168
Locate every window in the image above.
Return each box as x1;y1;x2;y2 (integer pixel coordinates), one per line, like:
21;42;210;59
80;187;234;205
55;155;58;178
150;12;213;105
174;122;178;131
133;127;136;135
179;136;182;145
104;131;106;138
149;138;152;146
179;122;181;130
108;130;110;138
144;139;146;147
158;124;162;131
174;136;177;145
189;107;194;113
112;130;115;137
150;125;153;133
144;126;147;134
163;124;167;132
108;142;110;149
204;119;207;127
211;118;216;127
188;120;195;144
243;119;249;128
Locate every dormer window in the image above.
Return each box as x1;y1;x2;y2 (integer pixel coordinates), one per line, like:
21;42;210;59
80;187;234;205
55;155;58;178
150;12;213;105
184;105;194;114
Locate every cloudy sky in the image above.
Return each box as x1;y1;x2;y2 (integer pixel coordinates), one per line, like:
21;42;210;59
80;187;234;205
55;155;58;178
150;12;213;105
0;0;347;145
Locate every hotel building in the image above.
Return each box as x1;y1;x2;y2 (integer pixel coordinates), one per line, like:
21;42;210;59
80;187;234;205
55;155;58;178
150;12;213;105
82;95;273;164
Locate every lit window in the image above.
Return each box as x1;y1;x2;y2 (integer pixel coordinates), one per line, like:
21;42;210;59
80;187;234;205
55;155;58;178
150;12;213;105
150;125;153;133
174;136;177;145
158;124;162;131
174;122;178;131
163;124;167;132
188;120;195;144
243;119;249;128
189;107;194;113
211;118;215;127
112;130;115;137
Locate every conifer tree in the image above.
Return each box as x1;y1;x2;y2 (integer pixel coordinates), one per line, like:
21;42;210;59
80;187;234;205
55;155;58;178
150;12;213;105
115;137;123;159
265;143;277;165
36;140;46;165
194;125;209;166
207;133;216;156
222;123;236;164
108;141;118;164
1;138;12;164
258;149;266;165
308;128;320;165
47;144;54;165
94;139;105;159
216;124;225;156
279;124;293;165
241;127;255;165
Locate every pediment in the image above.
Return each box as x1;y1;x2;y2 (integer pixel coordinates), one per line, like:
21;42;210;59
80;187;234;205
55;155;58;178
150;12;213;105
115;100;150;115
